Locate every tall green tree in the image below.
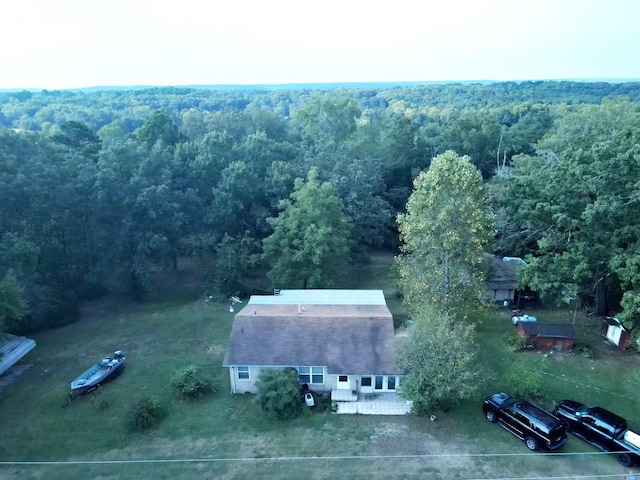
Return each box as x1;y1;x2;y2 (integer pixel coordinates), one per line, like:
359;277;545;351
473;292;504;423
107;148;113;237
0;272;27;333
395;305;485;414
293;93;361;146
213;233;260;296
501;100;640;317
327;153;393;251
379;115;430;211
135;110;185;148
441;109;501;178
396;150;494;319
263;168;352;289
51;120;101;161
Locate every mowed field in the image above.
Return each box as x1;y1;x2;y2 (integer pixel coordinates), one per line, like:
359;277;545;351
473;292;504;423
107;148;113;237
1;253;640;479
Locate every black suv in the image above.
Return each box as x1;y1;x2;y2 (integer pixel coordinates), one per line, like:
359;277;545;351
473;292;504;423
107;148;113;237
483;392;567;451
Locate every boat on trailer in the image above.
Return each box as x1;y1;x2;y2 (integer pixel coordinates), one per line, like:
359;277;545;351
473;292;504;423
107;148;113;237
69;350;126;399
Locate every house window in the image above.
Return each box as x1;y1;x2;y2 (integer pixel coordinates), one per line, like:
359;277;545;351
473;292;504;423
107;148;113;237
375;376;383;390
237;366;249;380
361;377;372;387
388;376;396;390
298;366;310;383
297;366;324;384
338;375;348;382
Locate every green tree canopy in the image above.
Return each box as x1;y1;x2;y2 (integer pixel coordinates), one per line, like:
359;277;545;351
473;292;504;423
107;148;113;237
135;110;185;148
262;168;352;289
293;92;361;146
396;150;494;319
395;305;485;414
0;272;27;333
501;100;640;318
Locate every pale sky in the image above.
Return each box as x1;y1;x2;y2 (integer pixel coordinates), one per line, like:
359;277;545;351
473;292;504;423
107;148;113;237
2;0;639;89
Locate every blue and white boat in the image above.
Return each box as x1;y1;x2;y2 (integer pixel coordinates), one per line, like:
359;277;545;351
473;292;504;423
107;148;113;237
70;350;126;398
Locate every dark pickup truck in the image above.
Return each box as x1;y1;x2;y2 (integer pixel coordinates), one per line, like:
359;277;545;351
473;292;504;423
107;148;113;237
553;399;640;467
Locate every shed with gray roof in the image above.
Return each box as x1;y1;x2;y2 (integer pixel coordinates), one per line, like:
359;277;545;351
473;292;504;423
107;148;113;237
517;322;577;351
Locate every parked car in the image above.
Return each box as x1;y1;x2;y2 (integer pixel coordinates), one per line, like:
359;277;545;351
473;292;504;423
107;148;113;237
553;399;640;467
483;393;567;451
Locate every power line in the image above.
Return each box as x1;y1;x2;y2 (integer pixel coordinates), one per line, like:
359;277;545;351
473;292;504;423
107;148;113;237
2;453;637;480
0;450;632;464
236;280;273;293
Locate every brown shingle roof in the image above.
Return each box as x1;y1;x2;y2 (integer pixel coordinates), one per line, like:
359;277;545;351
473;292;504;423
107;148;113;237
484;254;519;290
223;303;397;375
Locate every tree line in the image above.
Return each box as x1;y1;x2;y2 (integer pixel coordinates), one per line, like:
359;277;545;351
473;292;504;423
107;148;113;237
1;82;639;337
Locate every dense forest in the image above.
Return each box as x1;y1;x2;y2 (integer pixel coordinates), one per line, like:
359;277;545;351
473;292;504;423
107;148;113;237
1;81;640;334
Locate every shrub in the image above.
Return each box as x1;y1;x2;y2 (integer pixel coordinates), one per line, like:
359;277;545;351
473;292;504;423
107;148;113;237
311;392;333;413
255;368;303;420
22;283;79;333
126;396;166;432
504;355;548;399
171;365;216;400
393;313;409;329
504;332;533;351
573;342;593;358
410;400;431;417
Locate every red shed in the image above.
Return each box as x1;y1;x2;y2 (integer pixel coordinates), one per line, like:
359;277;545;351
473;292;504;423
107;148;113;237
517;323;577;351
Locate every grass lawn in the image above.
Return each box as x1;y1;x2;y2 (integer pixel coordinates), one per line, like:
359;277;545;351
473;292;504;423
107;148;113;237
1;252;640;479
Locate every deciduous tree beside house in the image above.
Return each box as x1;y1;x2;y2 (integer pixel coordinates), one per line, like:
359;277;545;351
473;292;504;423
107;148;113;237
396;150;494;320
395;305;485;414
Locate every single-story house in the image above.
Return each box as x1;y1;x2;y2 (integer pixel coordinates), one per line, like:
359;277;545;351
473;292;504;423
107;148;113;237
601;317;630;350
223;289;402;403
517;323;577;351
0;334;36;376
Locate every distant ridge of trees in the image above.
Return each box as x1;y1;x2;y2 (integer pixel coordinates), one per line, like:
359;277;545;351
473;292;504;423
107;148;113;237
2;79;640;94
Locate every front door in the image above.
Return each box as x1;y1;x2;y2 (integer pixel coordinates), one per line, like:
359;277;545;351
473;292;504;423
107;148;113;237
337;375;350;390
